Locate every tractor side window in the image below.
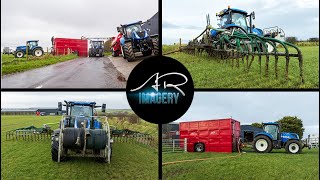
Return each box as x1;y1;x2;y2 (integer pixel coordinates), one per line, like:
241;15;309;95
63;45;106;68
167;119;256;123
264;125;278;140
220;15;229;27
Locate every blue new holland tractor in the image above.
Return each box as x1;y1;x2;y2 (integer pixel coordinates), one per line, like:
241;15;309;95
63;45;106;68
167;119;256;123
52;101;112;163
118;21;159;62
14;40;44;58
253;122;307;154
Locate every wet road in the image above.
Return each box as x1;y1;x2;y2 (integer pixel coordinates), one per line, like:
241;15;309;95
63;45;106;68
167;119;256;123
1;57;126;89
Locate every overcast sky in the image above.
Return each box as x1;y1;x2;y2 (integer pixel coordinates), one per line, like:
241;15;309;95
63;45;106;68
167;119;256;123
162;0;319;44
1;0;158;49
2;92;318;138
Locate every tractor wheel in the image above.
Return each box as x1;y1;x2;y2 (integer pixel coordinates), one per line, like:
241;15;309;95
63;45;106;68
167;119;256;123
151;37;159;56
253;135;273;153
14;50;25;58
285;140;302;154
51;138;65;162
123;42;135;62
112;50;119;57
194;143;205;152
33;48;44;57
142;50;152;56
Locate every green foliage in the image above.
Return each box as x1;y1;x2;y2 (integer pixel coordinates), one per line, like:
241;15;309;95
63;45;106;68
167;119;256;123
1;116;158;179
1;54;77;75
163;149;319;179
286;37;298;44
251;122;263;129
276;116;305;138
165;46;319;88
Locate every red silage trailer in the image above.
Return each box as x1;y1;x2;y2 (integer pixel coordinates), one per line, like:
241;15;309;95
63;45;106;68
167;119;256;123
53;38;88;57
179;118;241;153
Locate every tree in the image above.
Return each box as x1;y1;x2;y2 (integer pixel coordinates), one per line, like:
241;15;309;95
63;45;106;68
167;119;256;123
285;37;298;44
251;122;263;129
308;37;319;42
276;116;305;138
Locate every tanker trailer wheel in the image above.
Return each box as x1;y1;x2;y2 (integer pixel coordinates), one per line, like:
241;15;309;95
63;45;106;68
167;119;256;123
15;50;25;58
123;42;135;62
253;135;273;153
33;48;44;57
151;37;159;56
285;140;302;154
112;49;119;57
194;143;205;152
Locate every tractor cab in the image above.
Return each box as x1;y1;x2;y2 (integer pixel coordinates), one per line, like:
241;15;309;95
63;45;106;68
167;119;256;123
91;41;104;49
262;122;281;141
216;6;263;36
59;101;106;129
27;40;39;49
120;21;146;39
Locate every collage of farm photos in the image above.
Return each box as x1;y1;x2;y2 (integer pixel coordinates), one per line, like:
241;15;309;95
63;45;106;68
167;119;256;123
1;0;319;180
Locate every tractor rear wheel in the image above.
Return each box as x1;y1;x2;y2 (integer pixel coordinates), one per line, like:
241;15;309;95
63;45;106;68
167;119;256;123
33;48;44;57
285;140;302;154
253;135;273;153
15;50;25;58
151;37;159;56
194;143;205;152
123;42;135;62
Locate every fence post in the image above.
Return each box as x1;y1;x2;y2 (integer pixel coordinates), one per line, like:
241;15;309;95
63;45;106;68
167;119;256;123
26;43;29;60
179;38;182;48
47;47;49;57
173;139;175;152
184;138;187;152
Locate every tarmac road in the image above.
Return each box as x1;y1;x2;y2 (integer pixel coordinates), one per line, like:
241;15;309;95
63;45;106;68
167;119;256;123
1;57;126;89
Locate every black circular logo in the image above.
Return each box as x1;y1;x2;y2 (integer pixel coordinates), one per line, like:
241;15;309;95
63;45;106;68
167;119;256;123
126;56;194;124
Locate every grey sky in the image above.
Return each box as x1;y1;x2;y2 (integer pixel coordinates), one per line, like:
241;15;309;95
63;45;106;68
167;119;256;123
1;0;158;50
162;0;319;44
2;92;319;138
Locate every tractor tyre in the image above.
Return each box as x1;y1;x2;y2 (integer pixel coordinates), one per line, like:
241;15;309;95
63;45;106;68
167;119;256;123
14;50;25;58
285;140;302;154
112;50;119;57
253;135;273;153
33;48;44;57
123;42;135;62
194;143;205;152
142;50;152;56
51;138;65;162
151;37;159;56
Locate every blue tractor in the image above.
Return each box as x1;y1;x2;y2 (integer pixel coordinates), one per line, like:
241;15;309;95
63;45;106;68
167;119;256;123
253;122;307;154
14;40;44;58
52;101;112;163
118;21;159;62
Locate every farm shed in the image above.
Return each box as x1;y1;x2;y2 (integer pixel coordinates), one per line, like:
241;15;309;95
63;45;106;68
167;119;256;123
240;125;263;143
142;12;158;36
162;123;179;139
180;118;241;153
1;108;37;115
52;37;88;57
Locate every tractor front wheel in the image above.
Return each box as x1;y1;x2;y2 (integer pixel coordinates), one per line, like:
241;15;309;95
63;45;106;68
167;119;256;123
123;42;135;62
14;50;25;58
253;135;273;153
33;48;44;57
285;140;302;154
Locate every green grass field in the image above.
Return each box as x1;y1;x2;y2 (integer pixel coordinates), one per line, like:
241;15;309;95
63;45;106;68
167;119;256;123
163;148;319;180
1;54;77;75
163;45;319;88
1;116;158;179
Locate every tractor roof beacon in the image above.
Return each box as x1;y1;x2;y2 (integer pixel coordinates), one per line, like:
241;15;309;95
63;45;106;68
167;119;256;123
51;101;112;163
14;40;44;58
253;122;308;154
118;20;159;62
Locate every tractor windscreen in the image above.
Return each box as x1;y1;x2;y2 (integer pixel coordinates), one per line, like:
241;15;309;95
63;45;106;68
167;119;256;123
231;13;248;31
92;41;104;48
125;24;143;38
70;106;93;117
264;125;279;140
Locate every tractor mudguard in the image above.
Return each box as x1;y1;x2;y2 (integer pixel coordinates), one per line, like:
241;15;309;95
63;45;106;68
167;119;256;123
255;132;273;140
120;37;127;45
